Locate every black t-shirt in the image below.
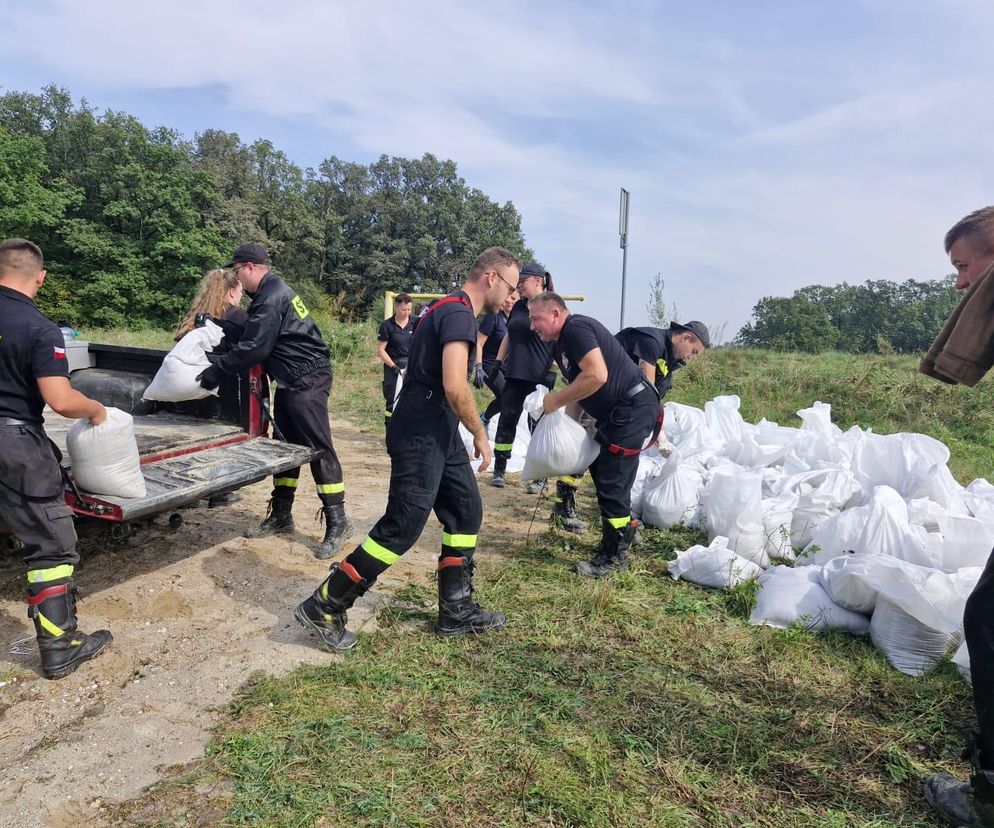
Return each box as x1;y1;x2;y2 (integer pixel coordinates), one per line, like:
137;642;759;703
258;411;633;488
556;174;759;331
0;285;70;423
406;291;477;391
377;315;415;364
504;297;555;382
555;314;643;422
615;326;681;398
478;310;508;368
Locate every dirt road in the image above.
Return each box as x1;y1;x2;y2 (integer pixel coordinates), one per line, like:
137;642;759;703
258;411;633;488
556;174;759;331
0;422;548;828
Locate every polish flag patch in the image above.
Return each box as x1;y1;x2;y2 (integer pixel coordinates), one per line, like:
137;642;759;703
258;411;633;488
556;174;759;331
53;346;66;360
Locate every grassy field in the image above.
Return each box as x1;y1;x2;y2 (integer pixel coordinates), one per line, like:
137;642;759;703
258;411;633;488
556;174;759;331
79;333;987;826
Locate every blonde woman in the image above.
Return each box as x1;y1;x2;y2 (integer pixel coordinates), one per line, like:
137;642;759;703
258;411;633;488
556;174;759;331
174;268;248;348
175;268;248;507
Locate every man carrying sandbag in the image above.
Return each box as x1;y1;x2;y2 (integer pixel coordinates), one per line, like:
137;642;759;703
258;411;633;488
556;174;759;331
921;206;994;827
529;292;658;577
0;238;112;679
197;243;349;559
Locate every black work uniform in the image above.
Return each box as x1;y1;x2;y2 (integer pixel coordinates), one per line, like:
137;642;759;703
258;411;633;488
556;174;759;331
555;314;657;527
478;310;508;421
377;315;414;420
494;298;556;461
615;326;683;399
0;285;78;576
215;271;344;506
965;555;994;768
343;291;483;585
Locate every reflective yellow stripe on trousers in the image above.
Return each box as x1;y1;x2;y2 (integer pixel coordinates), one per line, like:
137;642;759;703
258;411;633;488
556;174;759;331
361;535;401;566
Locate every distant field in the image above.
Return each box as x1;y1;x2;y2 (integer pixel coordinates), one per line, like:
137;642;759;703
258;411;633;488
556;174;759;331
92;336;986;827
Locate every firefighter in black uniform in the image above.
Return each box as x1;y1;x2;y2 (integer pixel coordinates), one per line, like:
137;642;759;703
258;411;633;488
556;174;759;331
488;262;557;491
0;238;113;679
529;292;658;577
615;321;709;406
197;243;349;560
295;247;520;650
377;293;414;431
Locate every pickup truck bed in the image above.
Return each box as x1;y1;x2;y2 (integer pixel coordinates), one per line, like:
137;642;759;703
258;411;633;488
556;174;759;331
53;341;320;525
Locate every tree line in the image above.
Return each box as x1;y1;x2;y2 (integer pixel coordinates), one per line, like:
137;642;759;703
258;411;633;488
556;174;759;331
0;86;532;328
735;277;958;354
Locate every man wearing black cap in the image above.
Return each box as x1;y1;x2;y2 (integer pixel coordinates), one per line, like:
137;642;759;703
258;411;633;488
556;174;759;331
198;243;349;559
615;320;709;408
529;292;659;577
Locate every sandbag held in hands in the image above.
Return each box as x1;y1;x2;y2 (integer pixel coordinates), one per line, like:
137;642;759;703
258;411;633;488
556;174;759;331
67;407;147;498
521;386;600;481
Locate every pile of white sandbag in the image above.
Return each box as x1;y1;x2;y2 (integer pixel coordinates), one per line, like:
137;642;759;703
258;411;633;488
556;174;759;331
654;395;989;679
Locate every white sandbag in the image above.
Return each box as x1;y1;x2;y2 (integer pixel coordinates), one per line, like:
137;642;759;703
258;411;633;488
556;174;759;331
736;419;797;468
665;402;721;465
798;505;869;566
820;553;887;614
749;565;869;634
762;492;797;561
965;478;994;518
793;402;845;466
642;451;705;528
869;597;961;676
704;395;745;458
953;641;972;685
459;408;531;474
668;536;762;588
851;431;950;502
630;450;665;520
934;513;994;571
789;468;860;548
905;463;969;515
520;386;600;480
66;407;147;498
703;467;768;567
143;320;224;402
855;486;933;568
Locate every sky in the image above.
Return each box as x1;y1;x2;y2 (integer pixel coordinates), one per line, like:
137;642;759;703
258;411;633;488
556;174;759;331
1;0;992;338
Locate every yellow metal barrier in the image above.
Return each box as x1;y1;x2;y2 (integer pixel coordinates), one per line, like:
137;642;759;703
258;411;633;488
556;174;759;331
384;291;585;319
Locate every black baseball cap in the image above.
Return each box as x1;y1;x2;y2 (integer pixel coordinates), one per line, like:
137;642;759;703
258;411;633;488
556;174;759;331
518;261;549;280
671;320;711;348
223;242;270;268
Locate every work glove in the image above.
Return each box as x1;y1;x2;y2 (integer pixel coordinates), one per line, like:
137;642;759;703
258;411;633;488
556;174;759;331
486;359;503;383
196;364;222;391
391;364;403;377
473;363;486;389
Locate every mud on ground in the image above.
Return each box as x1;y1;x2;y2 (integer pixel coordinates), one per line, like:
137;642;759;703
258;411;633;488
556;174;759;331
0;422;565;828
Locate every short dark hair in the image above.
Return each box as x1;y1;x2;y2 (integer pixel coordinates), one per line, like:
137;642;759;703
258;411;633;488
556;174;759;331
945;207;994;254
528;291;567;311
395;293;412;305
468;247;521;282
0;238;44;277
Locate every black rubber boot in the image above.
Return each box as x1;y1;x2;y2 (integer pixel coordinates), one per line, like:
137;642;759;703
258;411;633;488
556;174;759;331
550;481;587;534
437;555;506;636
258;495;295;536
573;519;636;578
27;579;112;680
314;504;352;560
925;735;994;827
490;456;508;488
295;562;368;651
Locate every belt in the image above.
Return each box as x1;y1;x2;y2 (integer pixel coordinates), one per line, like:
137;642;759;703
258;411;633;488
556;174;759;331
0;417;33;426
399;379;450;409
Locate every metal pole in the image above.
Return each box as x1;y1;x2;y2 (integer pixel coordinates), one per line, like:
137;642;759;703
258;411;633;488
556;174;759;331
619;188;630;330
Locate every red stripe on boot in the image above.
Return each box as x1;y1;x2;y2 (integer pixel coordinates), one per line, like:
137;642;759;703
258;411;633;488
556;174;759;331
437;556;464;570
340;561;363;583
25;583;68;605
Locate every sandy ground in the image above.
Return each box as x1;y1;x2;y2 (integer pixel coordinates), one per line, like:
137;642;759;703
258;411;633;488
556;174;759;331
0;421;554;828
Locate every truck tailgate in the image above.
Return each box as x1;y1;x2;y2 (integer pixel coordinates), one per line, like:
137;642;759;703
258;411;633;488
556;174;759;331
68;438;321;522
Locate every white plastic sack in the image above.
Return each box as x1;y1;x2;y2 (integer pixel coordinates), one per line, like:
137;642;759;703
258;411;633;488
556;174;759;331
851;431;950;502
953;641;972;685
668;536;762;589
520;386;600;481
798;505;869;566
789;468;859;548
819;553;887;615
704;467;768;567
629;450;665;520
934;513;994;571
855;486;933;568
641;450;705;528
459;409;531;473
143;320;224;402
762;492;797;561
749;565;869;634
66;407;147;498
704;395;746;457
870;597;961;676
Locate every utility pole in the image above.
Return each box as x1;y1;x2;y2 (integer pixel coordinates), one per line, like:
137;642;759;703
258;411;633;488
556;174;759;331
619;187;630;329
